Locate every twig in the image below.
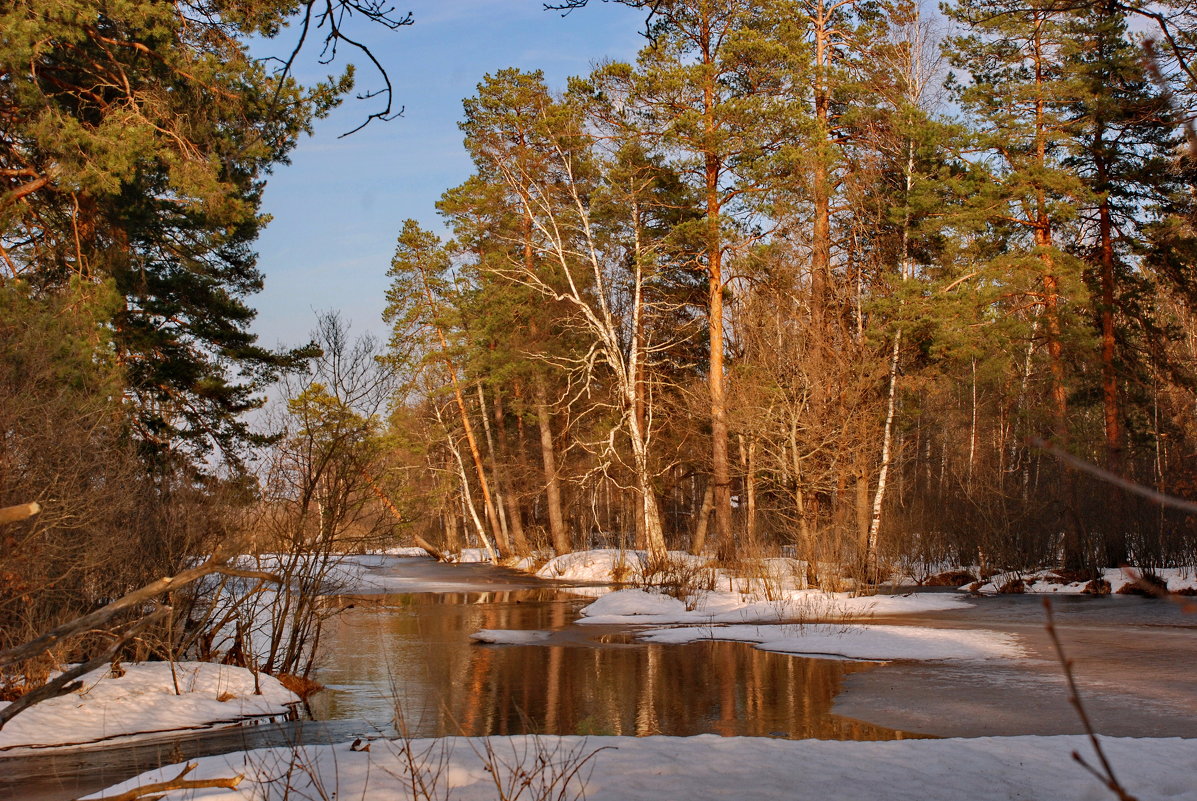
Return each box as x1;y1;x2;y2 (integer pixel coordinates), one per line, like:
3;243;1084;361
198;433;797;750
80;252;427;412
1029;437;1197;515
1042;598;1140;801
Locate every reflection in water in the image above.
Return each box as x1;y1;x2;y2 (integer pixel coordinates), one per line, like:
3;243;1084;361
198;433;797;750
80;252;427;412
310;590;921;741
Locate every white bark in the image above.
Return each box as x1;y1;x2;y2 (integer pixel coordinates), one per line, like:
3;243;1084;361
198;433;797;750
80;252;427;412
434;402;497;563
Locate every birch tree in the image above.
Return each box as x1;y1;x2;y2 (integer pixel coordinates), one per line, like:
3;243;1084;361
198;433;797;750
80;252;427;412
457;70;678;562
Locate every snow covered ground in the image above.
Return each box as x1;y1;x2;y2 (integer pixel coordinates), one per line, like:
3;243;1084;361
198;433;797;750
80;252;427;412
465;582;1013;663
637;622;1024;661
86;734;1197;801
0;662;298;751
575;585;968;626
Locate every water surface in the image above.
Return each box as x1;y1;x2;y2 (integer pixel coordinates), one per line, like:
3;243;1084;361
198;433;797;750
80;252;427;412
7;557;1195;801
309;588;908;740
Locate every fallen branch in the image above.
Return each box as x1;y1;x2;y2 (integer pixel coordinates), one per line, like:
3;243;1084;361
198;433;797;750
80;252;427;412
90;761;244;801
0;556;280;670
0;502;40;526
359;468;448;561
0;606;168;729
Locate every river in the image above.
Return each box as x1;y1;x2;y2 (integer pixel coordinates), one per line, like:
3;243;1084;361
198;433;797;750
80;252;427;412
4;556;1195;800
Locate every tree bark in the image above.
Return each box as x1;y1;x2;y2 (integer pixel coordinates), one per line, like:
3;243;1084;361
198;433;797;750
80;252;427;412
706;140;732;561
694;6;733;560
866;330;901;575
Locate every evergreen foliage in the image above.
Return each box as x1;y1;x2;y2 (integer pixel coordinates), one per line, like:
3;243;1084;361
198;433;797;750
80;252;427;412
382;0;1197;573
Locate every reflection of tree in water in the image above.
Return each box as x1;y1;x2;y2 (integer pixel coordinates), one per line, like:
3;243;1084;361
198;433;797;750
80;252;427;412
313;591;923;741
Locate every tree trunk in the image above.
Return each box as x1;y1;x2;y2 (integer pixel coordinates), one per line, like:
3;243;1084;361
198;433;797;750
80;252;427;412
855;470;871;578
475;383;512;555
689;483;715;556
865;330;901;576
739;435;758;549
1095;115;1126;566
535;377;570;554
492;389;530;555
697;6;733;560
706;159;732;560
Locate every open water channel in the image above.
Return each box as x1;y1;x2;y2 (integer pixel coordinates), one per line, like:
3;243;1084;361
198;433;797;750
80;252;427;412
4;556;1196;800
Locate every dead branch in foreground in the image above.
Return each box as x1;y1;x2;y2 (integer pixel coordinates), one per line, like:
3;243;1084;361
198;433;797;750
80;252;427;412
0;606;168;730
1043;598;1140;801
0;554;281;730
1030;437;1197;515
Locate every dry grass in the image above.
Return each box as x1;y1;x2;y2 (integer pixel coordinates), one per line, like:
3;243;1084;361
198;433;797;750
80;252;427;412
275;672;326;701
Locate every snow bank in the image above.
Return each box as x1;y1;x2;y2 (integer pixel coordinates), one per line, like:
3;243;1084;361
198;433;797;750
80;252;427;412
966;567;1197;595
537;549;655;583
536;550;810;590
576;587;968;627
380;546;435;558
86;734;1197;801
450;548;495;564
638;623;1024;661
0;662;298;751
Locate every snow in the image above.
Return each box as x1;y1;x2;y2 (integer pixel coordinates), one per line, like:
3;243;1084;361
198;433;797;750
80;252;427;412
575;587;969;627
966;567;1197;595
462;586;994;663
566;588;1015;662
85;734;1197;801
379;546;435;558
0;662;298;752
637;623;1025;661
537;549;651;582
469;629;554;645
450;548;496;564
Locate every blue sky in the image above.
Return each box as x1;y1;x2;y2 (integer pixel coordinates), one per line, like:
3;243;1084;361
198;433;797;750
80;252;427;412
250;1;647;350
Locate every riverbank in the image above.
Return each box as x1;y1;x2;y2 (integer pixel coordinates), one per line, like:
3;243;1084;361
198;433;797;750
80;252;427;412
7;553;1196;800
0;663;298;752
87;733;1197;801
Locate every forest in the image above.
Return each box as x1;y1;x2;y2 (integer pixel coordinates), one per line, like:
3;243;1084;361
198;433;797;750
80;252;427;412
378;0;1197;582
4;0;1197;686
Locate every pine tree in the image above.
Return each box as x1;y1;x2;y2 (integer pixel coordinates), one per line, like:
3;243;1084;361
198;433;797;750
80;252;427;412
0;0;375;468
588;0;814;557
